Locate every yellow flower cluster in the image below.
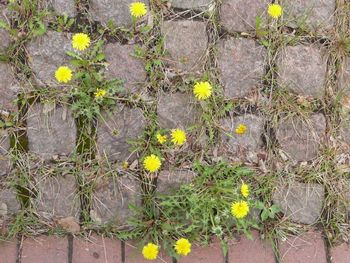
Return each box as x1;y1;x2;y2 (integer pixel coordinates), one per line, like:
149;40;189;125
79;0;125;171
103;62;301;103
231;200;250;219
130;2;147;18
235;124;247;135
175;238;191;256
142;239;192;260
72;33;90;51
193;81;212;100
94;89;106;98
268;3;282;19
142;243;159;260
155;129;187;146
156;133;167;144
241;183;249;198
171;129;186;146
143;154;161;173
55;66;72;83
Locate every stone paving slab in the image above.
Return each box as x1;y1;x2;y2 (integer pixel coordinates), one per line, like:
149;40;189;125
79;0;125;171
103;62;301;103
219;114;265;162
278;45;327;97
0;62;21;112
169;0;212;11
0;184;20;221
330;243;350;263
218;38;266;99
73;235;121;263
220;0;268;33
90;0;149;27
104;43;146;94
21;236;68;263
0;5;12;52
92;174;141;225
157;169;196;195
0;239;17;263
229;230;275;263
49;0;76;17
27;31;73;87
273;181;325;225
340;59;350;92
33;173;80;221
157;92;201;129
162;20;208;75
276;113;326;162
97;106;146;163
218;38;267;98
179;238;224;263
279;230;327;263
27;103;77;160
283;0;335;31
0;130;11;177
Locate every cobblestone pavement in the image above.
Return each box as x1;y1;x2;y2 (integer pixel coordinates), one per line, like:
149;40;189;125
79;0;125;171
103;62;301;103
1;229;350;263
1;0;350;262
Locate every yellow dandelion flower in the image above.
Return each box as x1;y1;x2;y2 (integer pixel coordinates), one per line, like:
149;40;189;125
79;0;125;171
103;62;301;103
72;33;91;51
142;243;159;260
175;238;191;256
122;161;129;169
156;133;167;144
130;2;147;18
94;89;107;98
193;81;212;100
268;4;282;19
143;154;161;173
231;201;250;219
241;183;249;198
171;129;186;146
235;124;247;135
55;66;72;83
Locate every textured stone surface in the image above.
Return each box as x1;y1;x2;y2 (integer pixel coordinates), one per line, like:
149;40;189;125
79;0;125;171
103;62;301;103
278;45;327;97
90;0;149;27
50;0;76;17
92;175;141;225
220;114;264;159
97;106;145;162
34;174;80;220
27;103;77;160
157;170;196;195
220;0;268;33
0;63;21;112
22;236;68;263
218;38;266;98
104;43;146;94
273;181;325;224
162;20;207;74
0;130;11;177
284;0;335;30
279;231;327;263
0;187;20;218
0;5;12;52
170;0;212;11
276;114;326;161
0;239;17;263
330;243;350;263
229;230;275;263
27;31;73;87
180;238;224;263
157;92;200;129
73;235;122;263
340;59;350;92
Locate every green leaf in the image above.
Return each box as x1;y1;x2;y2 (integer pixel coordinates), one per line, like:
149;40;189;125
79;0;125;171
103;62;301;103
261;209;269;221
66;51;82;60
